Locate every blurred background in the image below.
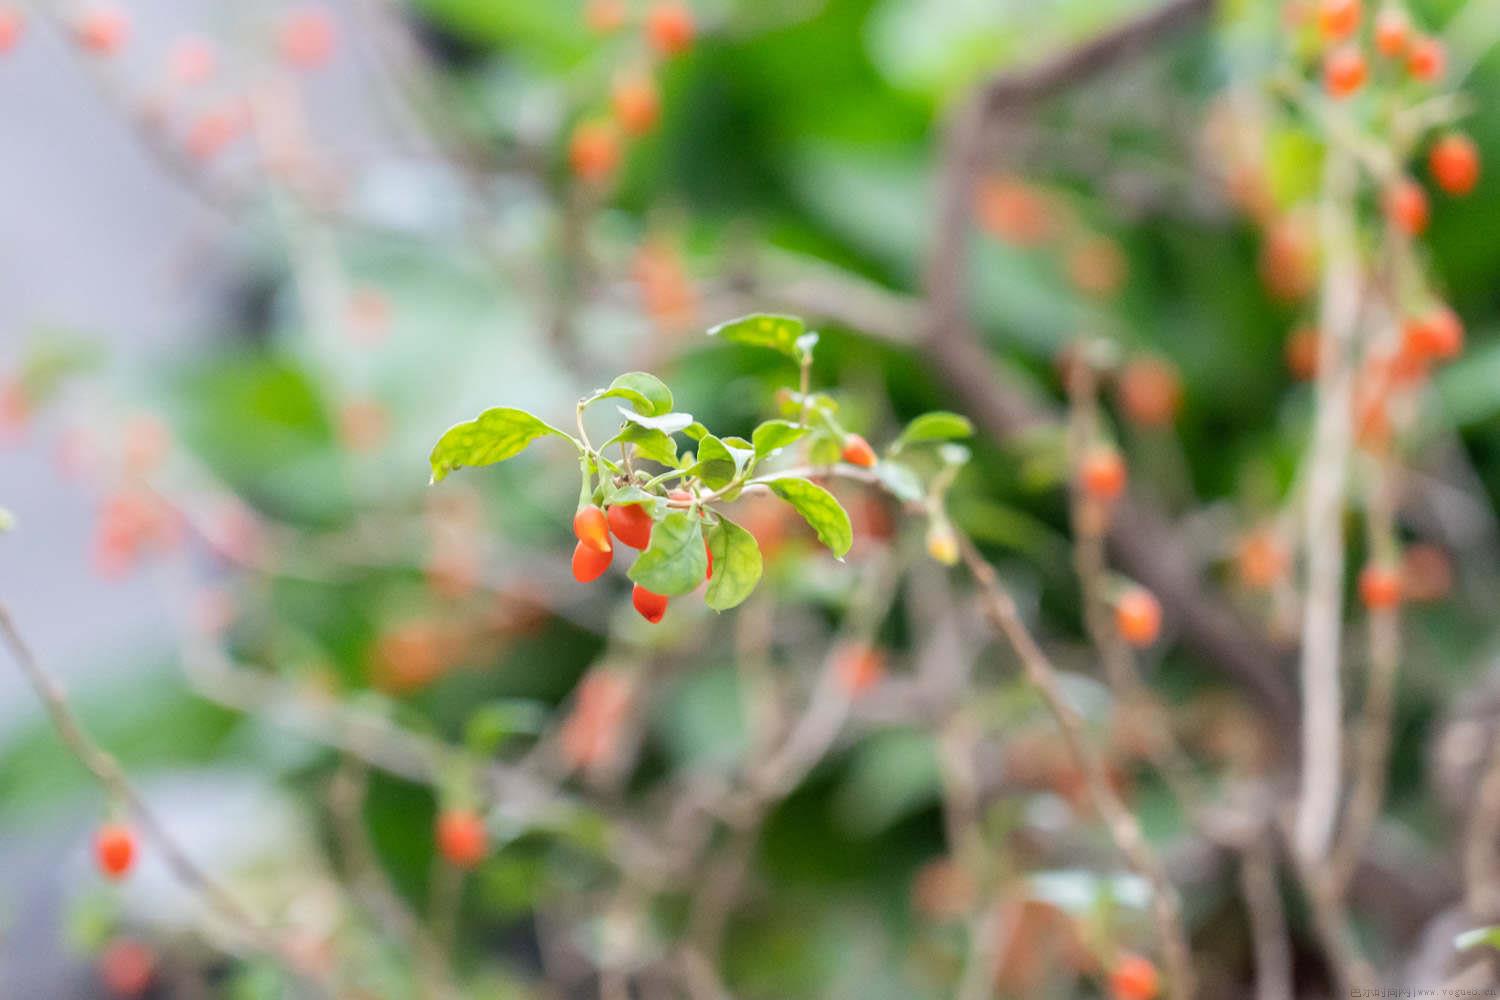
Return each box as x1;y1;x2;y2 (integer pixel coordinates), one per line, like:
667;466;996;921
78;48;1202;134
4;0;1500;996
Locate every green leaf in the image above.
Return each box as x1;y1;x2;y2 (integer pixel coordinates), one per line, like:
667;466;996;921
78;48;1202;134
617;423;678;466
618;406;694;434
895;411;974;449
764;476;852;558
465;700;548;754
429;407;570;483
705;517;763;611
875;462;923;502
808;431;843;467
598;372;673;416
707;313;807;360
628;511;710;596
689;435;748;489
1456;926;1500;952
752;419;808;458
605;485;664;515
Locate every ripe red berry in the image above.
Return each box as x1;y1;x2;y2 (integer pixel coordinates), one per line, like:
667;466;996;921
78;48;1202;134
704;534;714;580
1403;306;1464;361
1286;325;1321;380
1080;447;1127;502
0;7;25;54
1109;953;1161;1000
73;6;129;55
1317;0;1361;41
185;105;244;162
166;35;217;86
645;2;695;56
1373;7;1409;56
585;0;628;34
607;502;654;550
94;823;137;880
833;642;885;695
1237;531;1290;589
569;120;621;185
1324;44;1367;97
840;433;877;468
1358;563;1402;609
1114;588;1162;648
435;809;487;868
279;6;336;71
573;505;612;553
1117;358;1182;427
612;72;661;136
1430;133;1480;196
632;584;669;623
571;540;613;582
1407;34;1445;81
99;937;156;998
1383;178;1429;235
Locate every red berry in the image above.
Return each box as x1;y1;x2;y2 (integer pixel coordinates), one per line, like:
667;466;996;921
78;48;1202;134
1407;34;1445;81
1114;588;1162;648
185;105;244;162
279;6;336;70
573;505;612;553
1080;447;1127;502
704;535;713;580
607;502;654;550
612;72;660;136
569;120;621;184
571;540;613;582
1403;306;1464;361
166;35;217;86
99;938;156;998
585;0;628;34
1374;7;1409;56
1324;44;1367;97
0;7;25;54
73;6;129;55
1109;953;1161;1000
645;2;695;56
1430;133;1480;196
1317;0;1361;41
1358;563;1402;609
95;823;137;879
435;809;487;868
840;433;877;468
1286;325;1321;380
1117;358;1182;427
833;642;885;695
632;584;669;623
1383;178;1429;235
1067;237;1128;297
1237;532;1289;589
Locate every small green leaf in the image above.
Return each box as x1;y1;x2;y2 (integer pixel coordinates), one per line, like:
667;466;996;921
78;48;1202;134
752;420;808;457
1457;926;1500;952
707;313;807;359
705;517;763;611
628;511;710;596
682;422;710;441
465;700;548;754
606;485;664;515
429;407;571;483
808;431;843;467
618;406;694;434
617;423;678;466
875;462;924;502
689;435;749;489
598;372;673;416
764;476;852;558
895;411;974;450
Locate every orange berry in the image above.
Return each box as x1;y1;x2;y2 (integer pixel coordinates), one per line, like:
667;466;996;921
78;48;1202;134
704;534;714;580
1286;325;1321;380
573;505;612;553
1373;7;1409;56
1324;44;1367;97
99;938;156;999
1384;178;1429;235
975;175;1055;246
1237;531;1289;589
73;6;129;55
1079;447;1127;502
1114;588;1162;648
1317;0;1361;41
1117;358;1182;427
94;823;137;879
1407;34;1445;81
607;502;654;550
1430;133;1480;196
185;104;244;162
0;7;25;54
569;120;621;184
1359;563;1402;609
1403;305;1463;361
435;809;487;868
632;583;669;623
1259;215;1318;302
612;72;660;136
571;540;613;582
279;6;336;70
840;432;877;468
585;0;628;33
1109;953;1161;1000
1067;237;1128;297
833;642;885;695
645;2;695;56
166;35;217;86
562;671;630;768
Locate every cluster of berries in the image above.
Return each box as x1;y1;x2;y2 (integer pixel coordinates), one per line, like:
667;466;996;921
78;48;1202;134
569;495;711;623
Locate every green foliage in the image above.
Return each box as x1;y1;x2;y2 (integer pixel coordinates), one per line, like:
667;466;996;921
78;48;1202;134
628;510;712;596
705;517;763;610
429;407;572;483
709;313;816;362
764;477;853;559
